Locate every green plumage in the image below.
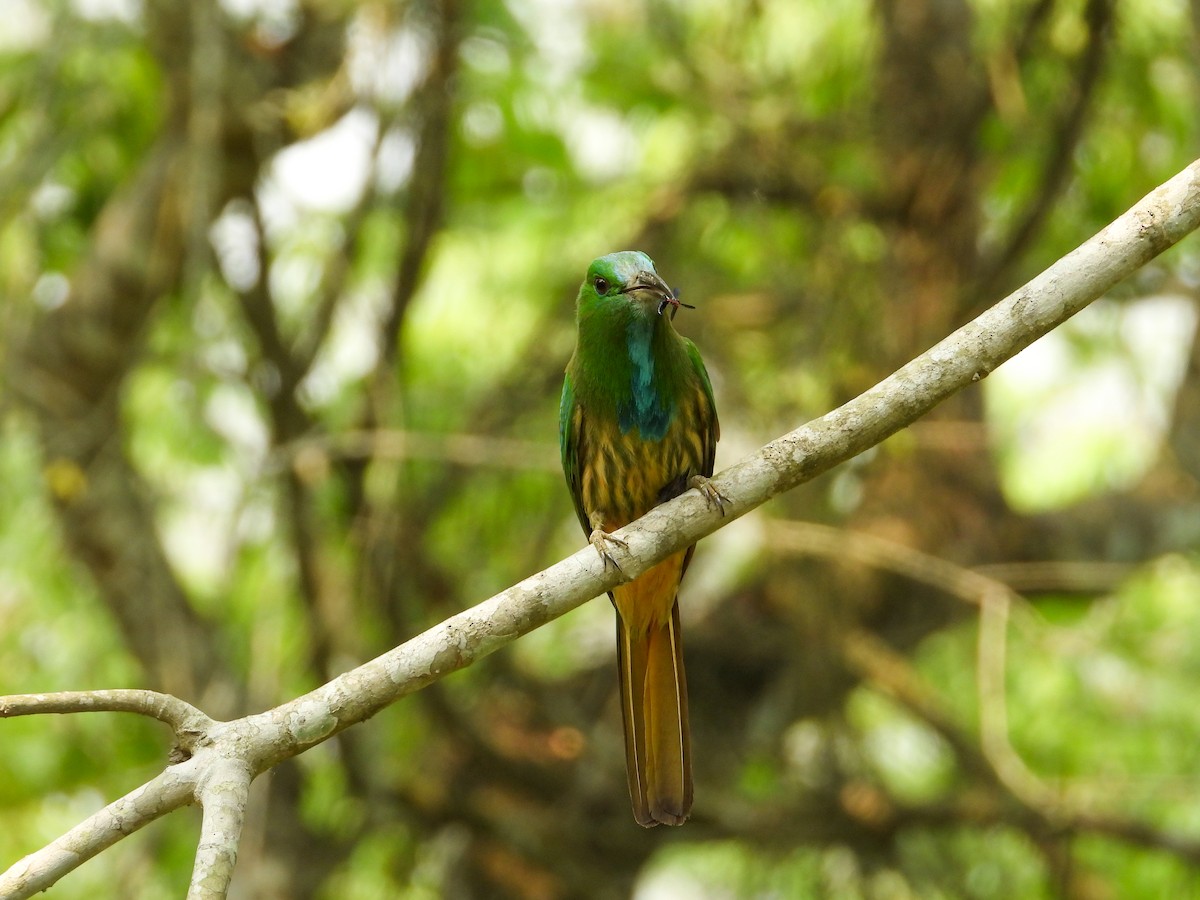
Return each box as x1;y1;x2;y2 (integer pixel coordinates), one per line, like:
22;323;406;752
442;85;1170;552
560;252;718;534
559;251;720;827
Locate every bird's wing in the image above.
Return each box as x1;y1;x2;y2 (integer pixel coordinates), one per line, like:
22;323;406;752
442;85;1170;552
684;338;720;477
559;373;591;535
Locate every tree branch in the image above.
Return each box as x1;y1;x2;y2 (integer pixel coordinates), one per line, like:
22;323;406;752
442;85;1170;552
0;690;211;734
189;760;253;900
0;762;199;899
3;159;1199;896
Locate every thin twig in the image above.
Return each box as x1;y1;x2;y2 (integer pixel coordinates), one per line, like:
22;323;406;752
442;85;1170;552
976;586;1056;809
843;627;1200;866
765;519;1025;610
0;689;212;733
769;520;1172;826
841;628;989;773
767;520;1054;803
971;559;1134;593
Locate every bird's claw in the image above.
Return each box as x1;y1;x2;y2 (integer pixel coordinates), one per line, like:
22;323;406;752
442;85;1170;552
689;475;728;517
589;527;629;574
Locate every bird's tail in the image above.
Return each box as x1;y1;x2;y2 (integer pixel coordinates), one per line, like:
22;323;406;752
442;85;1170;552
617;599;692;827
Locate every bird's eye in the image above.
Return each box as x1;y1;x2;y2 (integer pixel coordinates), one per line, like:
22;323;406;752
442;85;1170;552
594;276;609;295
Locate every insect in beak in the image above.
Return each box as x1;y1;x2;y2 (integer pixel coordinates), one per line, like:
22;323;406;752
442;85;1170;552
657;294;696;318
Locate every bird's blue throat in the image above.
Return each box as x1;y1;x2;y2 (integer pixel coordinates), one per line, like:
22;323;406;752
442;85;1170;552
618;318;673;440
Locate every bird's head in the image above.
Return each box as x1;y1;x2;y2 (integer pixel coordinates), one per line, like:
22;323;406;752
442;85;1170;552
578;251;694;320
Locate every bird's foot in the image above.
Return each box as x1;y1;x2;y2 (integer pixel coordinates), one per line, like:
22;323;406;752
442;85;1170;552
689;475;728;516
589;527;629;574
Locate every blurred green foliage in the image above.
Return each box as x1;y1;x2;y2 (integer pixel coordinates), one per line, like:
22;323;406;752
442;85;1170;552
2;0;1200;896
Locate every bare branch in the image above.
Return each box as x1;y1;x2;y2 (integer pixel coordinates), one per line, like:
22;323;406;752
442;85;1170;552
716;160;1200;519
0;690;212;734
0;762;199;899
188;758;253;900
976;587;1056;808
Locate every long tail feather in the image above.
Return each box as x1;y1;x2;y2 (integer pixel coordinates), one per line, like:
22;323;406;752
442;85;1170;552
617;600;692;827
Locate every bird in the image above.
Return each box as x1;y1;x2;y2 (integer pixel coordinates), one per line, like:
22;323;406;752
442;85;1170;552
559;250;722;827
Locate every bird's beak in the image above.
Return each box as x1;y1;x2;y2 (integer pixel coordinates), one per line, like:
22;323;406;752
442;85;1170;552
619;271;693;318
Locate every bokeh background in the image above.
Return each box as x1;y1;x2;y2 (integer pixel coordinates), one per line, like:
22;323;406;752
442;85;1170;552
3;0;1200;896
